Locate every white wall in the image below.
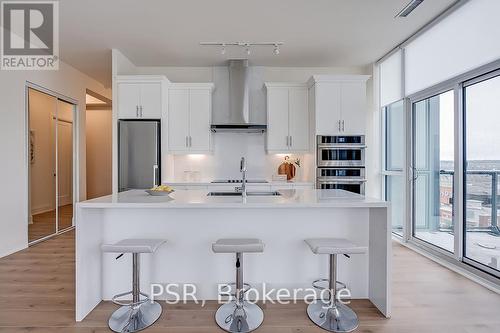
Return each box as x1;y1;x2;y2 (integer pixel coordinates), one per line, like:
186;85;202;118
86;109;112;199
0;60;110;257
365;64;382;198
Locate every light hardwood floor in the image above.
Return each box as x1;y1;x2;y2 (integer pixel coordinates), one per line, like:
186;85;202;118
28;204;73;242
1;230;500;332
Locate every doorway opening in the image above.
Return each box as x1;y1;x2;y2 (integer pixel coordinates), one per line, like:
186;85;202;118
85;89;112;199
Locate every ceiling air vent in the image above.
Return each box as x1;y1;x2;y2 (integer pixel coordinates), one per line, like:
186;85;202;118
396;0;424;18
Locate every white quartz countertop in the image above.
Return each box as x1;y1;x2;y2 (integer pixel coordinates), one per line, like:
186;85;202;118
77;189;388;209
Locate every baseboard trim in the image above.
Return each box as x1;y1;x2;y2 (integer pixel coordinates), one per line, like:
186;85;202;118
0;244;28;259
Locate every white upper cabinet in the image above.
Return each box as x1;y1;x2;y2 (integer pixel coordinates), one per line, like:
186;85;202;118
140;83;163;118
308;75;370;135
117;83;141;119
288;87;309;151
167;88;190;151
116;76;167;119
266;87;289;151
340;81;367;135
188;89;211;152
265;83;309;153
167;84;213;153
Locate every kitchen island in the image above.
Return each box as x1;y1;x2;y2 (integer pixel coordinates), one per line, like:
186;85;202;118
75;189;390;321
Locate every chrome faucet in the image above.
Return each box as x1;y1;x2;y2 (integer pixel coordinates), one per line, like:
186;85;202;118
239;157;247;197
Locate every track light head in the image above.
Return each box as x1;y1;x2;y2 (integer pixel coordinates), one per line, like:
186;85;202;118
273;44;280;55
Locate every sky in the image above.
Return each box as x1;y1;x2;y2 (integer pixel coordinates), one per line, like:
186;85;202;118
439;75;500;161
465;75;500;160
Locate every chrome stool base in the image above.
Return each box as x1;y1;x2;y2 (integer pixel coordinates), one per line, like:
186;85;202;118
109;301;162;333
215;301;264;333
307;301;359;333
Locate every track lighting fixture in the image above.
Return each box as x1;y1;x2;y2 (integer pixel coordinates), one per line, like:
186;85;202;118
200;41;284;56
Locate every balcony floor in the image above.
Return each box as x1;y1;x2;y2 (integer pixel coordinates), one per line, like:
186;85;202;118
415;230;500;270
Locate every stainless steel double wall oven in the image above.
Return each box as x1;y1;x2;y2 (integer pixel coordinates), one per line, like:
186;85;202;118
316;135;366;194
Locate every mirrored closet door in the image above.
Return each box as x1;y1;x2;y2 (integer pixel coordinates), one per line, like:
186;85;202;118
28;88;75;243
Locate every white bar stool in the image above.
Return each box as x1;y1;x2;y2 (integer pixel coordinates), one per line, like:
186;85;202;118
304;238;367;333
212;238;265;333
102;239;166;333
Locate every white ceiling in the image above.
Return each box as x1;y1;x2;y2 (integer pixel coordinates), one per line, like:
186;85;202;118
59;0;457;85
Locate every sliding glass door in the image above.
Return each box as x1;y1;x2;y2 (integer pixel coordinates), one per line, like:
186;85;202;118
463;72;500;276
412;90;455;253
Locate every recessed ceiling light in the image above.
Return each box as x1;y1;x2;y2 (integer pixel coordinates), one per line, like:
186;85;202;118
396;0;424;18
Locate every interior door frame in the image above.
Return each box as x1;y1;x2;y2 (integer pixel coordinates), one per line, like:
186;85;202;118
25;82;78;245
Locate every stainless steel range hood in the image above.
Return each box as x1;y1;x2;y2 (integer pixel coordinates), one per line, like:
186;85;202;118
211;60;266;133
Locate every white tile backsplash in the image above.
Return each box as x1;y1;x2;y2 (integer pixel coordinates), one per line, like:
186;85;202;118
167;133;312;182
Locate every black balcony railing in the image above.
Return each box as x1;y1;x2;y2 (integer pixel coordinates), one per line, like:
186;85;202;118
440;170;499;234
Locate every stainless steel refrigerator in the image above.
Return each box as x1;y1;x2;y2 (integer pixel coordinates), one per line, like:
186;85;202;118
118;120;161;192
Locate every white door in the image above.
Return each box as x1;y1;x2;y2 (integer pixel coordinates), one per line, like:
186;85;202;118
267;88;289;152
140;83;162;118
288;88;309;152
117;83;141;119
340;82;366;134
188;89;211;151
168;89;190;151
314;82;342;135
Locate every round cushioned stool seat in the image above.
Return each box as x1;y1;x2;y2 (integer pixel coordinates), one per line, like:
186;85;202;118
212;238;264;253
101;239;166;253
305;238;367;255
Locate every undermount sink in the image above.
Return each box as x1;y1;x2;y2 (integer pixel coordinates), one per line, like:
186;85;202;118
207;191;281;197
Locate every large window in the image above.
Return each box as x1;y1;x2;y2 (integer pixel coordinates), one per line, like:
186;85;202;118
412;90;455;253
464;72;500;276
383;100;405;236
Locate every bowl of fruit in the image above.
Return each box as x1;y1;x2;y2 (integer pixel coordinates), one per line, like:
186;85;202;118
145;185;175;196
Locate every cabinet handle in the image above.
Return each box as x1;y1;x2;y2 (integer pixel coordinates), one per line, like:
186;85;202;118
189;136;192;147
290;136;292;147
338;120;341;132
185;136;188;147
286;136;289;147
342;120;345;132
140;106;143;118
136;106;139;117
